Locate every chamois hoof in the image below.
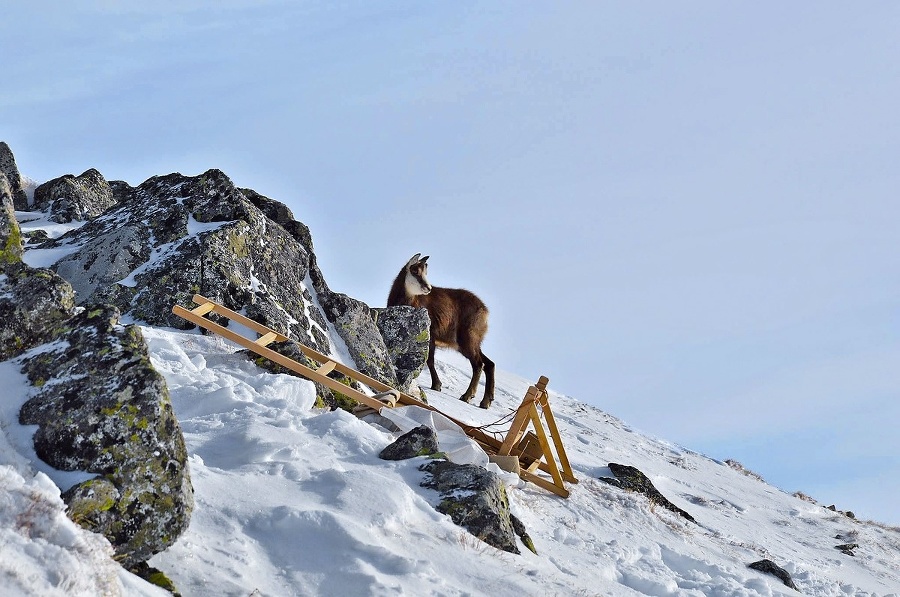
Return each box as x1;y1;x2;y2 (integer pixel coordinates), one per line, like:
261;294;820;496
459;395;474;404
431;383;442;392
478;399;492;409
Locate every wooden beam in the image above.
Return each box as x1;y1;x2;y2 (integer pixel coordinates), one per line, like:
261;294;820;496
539;393;578;484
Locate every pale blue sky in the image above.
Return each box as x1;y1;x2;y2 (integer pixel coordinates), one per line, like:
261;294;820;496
3;2;898;524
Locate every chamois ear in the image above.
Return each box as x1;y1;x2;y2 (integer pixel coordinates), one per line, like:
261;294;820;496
406;253;421;267
419;255;429;264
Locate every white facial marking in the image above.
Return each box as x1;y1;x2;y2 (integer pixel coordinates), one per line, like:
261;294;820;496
405;270;431;296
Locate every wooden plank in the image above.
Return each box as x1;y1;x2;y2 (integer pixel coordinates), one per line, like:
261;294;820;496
521;470;570;498
529;405;566;491
192;295;289;343
539;393;578;484
255;331;279;346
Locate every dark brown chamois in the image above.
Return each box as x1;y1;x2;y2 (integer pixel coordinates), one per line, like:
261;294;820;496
387;253;496;408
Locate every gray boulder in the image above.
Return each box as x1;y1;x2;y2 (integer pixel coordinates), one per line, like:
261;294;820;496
420;460;535;554
18;304;193;567
0;262;76;361
32;168;116;222
379;425;440;460
748;559;798;590
0;141;29;210
374;306;430;394
1;173;23;267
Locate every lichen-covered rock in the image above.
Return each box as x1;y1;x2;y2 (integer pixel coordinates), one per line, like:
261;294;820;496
32;168;116;223
0;262;76;361
374;305;429;394
419;460;532;554
1;173;23;267
0;141;29;210
599;462;696;523
748;559;797;590
18;305;193;566
31;166;403;396
380;425;440;460
42;170;332;352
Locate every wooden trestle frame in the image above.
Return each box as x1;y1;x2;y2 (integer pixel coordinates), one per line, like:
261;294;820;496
172;295;576;497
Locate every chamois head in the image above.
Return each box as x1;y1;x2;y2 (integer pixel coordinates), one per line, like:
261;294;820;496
404;253;432;297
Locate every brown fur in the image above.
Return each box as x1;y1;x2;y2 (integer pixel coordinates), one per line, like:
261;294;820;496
388;255;496;408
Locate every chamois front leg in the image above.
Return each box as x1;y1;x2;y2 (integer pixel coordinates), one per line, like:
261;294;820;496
427;334;442;392
478;353;495;409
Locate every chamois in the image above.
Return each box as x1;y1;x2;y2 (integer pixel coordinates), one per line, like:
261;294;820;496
388;253;496;408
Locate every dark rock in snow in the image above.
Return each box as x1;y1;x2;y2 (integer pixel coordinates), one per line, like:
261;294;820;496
373;305;430;395
32;168;116;223
18;305;193;566
835;543;859;556
0;262;76;361
1;173;24;266
420;460;533;554
0;141;29;210
380;425;440;460
748;559;798;590
600;462;696;523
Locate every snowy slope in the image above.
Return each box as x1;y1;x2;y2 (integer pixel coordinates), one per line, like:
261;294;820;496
3;324;900;596
3;206;899;596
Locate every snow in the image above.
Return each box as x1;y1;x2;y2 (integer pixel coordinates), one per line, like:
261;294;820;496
2;242;899;594
15;211;86;268
6;326;898;596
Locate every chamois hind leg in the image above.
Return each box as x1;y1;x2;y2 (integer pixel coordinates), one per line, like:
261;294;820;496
460;351;483;404
478;352;495;409
427;334;442;392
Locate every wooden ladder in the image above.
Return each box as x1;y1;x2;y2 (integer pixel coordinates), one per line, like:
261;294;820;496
172;295;576;497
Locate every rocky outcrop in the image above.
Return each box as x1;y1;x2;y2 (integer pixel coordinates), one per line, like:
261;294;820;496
0;141;29;210
0;263;76;361
39;170;409;389
18;305;192;567
1;173;24;266
599;462;696;523
32;169;116;223
420;460;535;554
374;306;430;394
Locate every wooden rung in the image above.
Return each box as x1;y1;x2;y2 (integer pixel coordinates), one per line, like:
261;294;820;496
316;360;336;375
191;302;216;316
255;331;279;346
